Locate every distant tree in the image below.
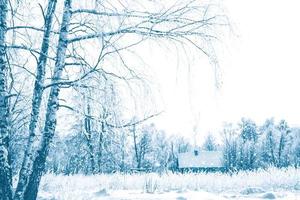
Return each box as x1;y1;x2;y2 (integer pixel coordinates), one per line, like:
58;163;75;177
289;128;300;168
222;124;238;171
262;131;276;165
239;118;258;142
237;118;258;170
62;132;90;174
131;124;154;169
259;119;292;168
177;137;191;154
203;133;217;151
258;118;276;167
45;134;67;174
293;138;300;168
166;135;192;172
152;130;169;172
276;120;291;167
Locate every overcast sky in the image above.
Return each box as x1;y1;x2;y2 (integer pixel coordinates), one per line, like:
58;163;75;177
147;0;300;141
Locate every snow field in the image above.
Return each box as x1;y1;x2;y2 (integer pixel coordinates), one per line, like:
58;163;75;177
38;167;300;199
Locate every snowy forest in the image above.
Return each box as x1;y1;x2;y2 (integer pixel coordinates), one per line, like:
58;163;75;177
0;0;300;200
10;118;300;175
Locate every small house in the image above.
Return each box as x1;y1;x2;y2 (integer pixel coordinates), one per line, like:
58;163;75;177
178;148;224;172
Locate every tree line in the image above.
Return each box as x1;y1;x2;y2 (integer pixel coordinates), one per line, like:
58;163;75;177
45;118;300;173
223;118;300;171
10;118;300;176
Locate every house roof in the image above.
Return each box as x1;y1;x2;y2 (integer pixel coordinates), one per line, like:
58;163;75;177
178;150;224;168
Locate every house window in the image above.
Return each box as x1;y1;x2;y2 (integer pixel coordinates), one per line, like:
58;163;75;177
194;150;199;156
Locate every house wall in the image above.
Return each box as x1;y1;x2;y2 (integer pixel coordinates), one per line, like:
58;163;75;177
178;151;224;169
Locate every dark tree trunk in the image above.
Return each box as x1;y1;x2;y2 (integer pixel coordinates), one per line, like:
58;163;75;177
0;0;13;199
14;1;58;199
98;121;104;173
268;132;276;165
22;1;72;199
278;133;285;168
84;103;96;173
132;125;141;169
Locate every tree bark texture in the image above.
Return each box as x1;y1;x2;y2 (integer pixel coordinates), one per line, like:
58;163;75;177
0;0;13;199
23;1;72;199
14;1;58;199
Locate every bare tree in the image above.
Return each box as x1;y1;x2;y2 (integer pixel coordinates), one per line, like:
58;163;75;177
83;100;96;173
23;0;72;199
203;133;217;151
13;1;58;199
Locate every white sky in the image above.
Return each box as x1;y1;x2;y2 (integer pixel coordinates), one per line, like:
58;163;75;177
146;0;300;141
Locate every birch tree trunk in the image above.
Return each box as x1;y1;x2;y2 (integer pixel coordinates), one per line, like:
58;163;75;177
22;0;72;199
0;0;13;199
14;1;58;199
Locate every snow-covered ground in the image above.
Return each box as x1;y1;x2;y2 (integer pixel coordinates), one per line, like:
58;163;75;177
38;167;300;199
